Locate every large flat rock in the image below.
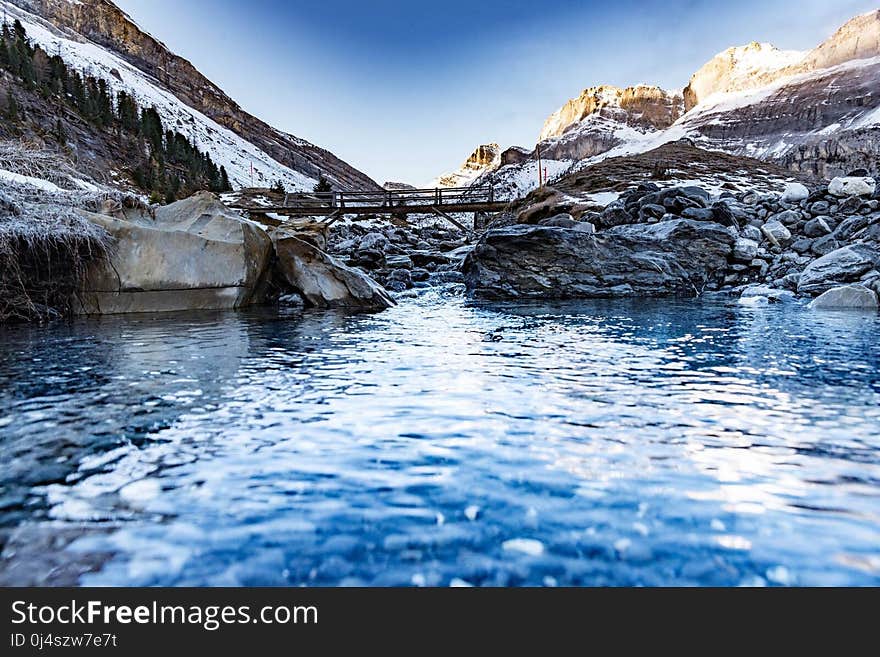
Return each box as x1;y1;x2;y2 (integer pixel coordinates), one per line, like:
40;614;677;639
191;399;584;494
78;192;272;314
463;219;734;299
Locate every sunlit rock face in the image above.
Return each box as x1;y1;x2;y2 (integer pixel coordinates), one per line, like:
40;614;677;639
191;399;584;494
682;42;806;112
539;85;683;141
433;143;501;188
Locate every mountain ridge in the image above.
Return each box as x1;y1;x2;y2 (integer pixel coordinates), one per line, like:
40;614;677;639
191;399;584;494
434;9;880;196
6;0;380;190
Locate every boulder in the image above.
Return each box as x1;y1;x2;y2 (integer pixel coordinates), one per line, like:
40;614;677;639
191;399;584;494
797;244;880;295
540;213;577;228
732;238;759;262
828;176;876;198
462;219;734;299
768;210;800;226
834;215;872;241
598;201;633;228
681;207;715;221
741;225;762;242
810;235;841;257
385;255;414;269
540;214;596;233
79;192;272;314
803;216;832;237
761;220;792;247
780;182;809;203
808;285;878;310
359;232;391;252
273;233;395;311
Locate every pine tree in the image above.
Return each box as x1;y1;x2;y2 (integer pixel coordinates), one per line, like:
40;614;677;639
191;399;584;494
54;118;66;143
6;93;19;121
270;179;286;194
313;174;332;193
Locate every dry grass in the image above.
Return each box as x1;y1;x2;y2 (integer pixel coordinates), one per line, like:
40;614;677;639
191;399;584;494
0;142;146;322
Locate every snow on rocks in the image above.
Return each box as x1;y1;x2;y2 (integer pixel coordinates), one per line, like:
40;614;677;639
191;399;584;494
828;176;876;198
781;182;809;203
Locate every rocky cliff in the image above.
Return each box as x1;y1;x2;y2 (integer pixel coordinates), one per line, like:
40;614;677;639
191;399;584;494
434;10;880;198
432;143;501;188
8;0;379;190
540;85;683;141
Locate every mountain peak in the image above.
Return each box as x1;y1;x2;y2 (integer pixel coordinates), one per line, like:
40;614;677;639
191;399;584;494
683;41;805;111
539;84;683;142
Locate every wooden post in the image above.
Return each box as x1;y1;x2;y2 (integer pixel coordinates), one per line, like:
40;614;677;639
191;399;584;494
536;144;543;188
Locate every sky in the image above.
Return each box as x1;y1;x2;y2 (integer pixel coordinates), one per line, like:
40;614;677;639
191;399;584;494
113;0;879;185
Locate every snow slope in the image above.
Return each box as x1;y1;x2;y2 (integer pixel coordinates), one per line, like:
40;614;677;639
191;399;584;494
1;1;316;191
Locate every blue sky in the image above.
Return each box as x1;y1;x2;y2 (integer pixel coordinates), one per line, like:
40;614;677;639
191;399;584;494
114;0;878;184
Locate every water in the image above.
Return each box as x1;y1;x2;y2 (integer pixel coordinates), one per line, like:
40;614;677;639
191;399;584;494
1;288;879;586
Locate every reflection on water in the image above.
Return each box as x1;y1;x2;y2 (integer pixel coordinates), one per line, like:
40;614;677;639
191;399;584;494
0;288;878;586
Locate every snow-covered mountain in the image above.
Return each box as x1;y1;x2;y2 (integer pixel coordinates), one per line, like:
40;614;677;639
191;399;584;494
435;9;880;199
431;143;501;188
3;0;378;191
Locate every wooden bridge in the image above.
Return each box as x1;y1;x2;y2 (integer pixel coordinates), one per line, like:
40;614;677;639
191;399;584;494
230;184;506;232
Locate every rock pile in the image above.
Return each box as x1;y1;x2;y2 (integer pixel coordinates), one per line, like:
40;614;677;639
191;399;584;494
462;173;880;306
326;221;470;292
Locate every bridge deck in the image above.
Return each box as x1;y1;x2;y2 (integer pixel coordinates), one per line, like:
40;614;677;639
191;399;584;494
231;184;506;219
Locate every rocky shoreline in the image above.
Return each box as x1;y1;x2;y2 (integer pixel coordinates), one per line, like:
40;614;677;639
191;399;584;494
4;171;879;323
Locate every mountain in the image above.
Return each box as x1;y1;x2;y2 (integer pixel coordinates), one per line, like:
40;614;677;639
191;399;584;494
435;9;880;199
431;143;501;188
2;0;378;191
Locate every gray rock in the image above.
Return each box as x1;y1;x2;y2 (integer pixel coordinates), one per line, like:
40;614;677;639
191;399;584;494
769;210;801;226
639;204;667;220
828;176;876;198
798;244;880;295
808;285;878;310
811;235;841;257
779;273;801;290
740;285;796;303
277;293;305;308
388;268;413;288
732;238;759;262
385;255;414;269
274;235;395;310
539;213;577;228
359;232;390;252
761;220;792;247
834;215;872;241
803;216;832;237
463;219;734;299
79;192;273;315
681;207;715;221
809;201;830;215
599;201;633;228
741;225;762;242
790;238;813;254
854;223;880;242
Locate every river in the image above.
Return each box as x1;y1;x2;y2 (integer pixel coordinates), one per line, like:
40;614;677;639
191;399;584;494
1;287;878;585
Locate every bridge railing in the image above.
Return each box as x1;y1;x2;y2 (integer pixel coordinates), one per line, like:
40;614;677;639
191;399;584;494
282;184;496;210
